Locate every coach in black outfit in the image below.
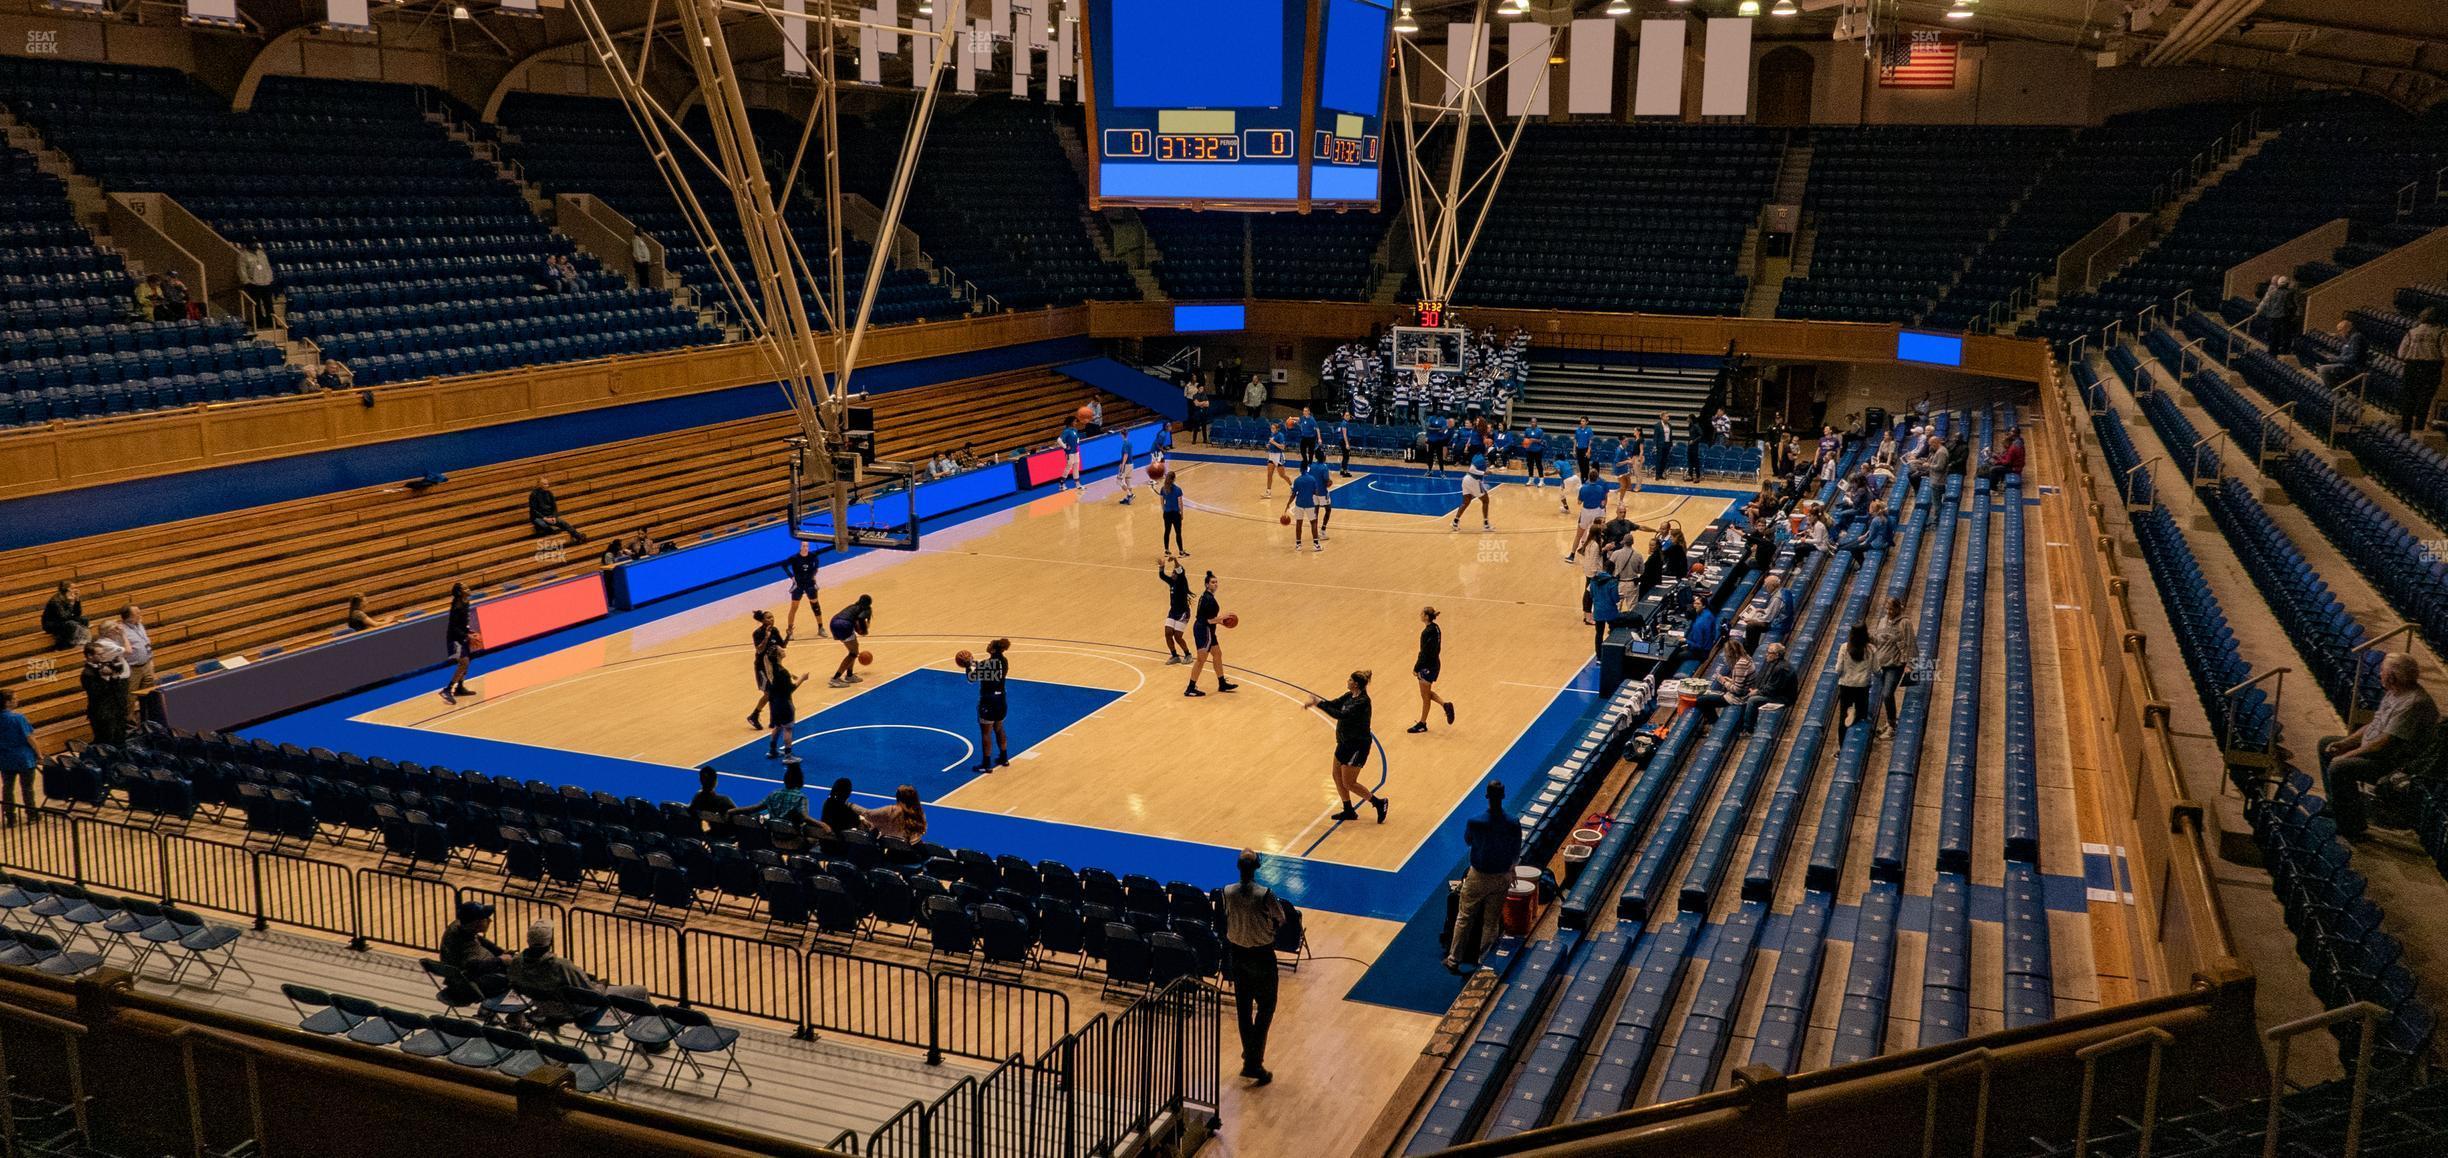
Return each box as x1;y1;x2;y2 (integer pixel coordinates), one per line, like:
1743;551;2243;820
1218;848;1286;1085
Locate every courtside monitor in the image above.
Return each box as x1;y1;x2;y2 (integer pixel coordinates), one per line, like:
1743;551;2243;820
1173;303;1247;332
1897;330;1965;367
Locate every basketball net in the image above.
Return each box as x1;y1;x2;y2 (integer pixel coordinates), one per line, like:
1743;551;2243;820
1412;362;1434;391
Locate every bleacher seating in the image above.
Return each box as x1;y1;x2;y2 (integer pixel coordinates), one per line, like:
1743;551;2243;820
1143;208;1391;302
852;100;1138;310
1779;127;2060;325
0;61;717;388
2030;96;2448;344
1431;124;1777;317
494;95;962;330
0;370;1142;746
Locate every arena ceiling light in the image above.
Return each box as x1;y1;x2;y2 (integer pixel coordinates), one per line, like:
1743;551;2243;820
1501;0;1528;16
1946;0;1975;17
917;0;931;13
1393;3;1417;32
1605;0;1629;14
1771;0;1797;14
1736;0;1760;14
449;2;468;17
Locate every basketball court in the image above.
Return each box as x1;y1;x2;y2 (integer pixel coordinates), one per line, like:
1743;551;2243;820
247;452;1752;920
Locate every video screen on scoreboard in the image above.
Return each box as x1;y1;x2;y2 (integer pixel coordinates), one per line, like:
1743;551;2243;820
1310;0;1392;205
1087;0;1308;207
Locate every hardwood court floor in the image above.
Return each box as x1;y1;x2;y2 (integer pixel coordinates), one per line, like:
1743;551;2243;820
355;459;1724;875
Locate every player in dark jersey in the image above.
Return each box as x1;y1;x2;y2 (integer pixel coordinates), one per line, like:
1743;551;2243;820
747;609;781;729
1309;670;1387;823
826;594;874;688
1160;555;1194;663
1410;606;1455;733
763;642;806;759
438;582;475;705
781;542;821;639
1184;572;1239;697
963;638;1012;773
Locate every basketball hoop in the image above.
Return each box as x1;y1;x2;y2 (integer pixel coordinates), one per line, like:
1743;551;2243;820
1411;362;1434;391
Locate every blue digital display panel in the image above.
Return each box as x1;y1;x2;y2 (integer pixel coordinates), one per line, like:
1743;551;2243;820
1309;0;1390;205
1088;0;1307;206
1173;303;1247;332
1897;331;1965;367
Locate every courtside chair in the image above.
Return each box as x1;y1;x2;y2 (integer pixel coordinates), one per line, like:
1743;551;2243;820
976;903;1034;976
759;868;811;947
0;875;48;926
97;898;167;971
487;1027;551;1078
283;984;359;1036
662;1006;751;1097
338;995;407;1047
418;959;483;1013
1034;899;1087;976
923;895;976;972
552;986;628;1056
444;1017;514;1068
1100;922;1152;1002
862;868;920;945
0;928;101;976
536;1040;626;1096
159;907;251;988
807;875;863;948
610;993;677;1075
477;972;534;1023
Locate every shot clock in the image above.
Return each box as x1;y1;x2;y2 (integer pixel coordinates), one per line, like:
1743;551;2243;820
1084;0;1391;210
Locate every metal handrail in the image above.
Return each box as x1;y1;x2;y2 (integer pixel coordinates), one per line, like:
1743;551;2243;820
2263;1002;2384;1158
2124;455;2163;508
2222;667;2287;761
2177;336;2207;380
2327;373;2370;445
2254;400;2295;462
2073;1027;2174;1158
1920;1047;1996;1158
2192;429;2231;484
2344;623;2418;726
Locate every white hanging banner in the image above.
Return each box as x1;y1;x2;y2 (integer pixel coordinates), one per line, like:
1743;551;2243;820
912;6;938;83
1566;18;1616;115
1011;4;1033;97
781;0;810;76
860;5;884;84
1700;16;1752;117
323;0;368;27
956;12;979;92
499;0;536;13
1443;22;1487;107
1053;15;1075;101
187;0;238;20
1505;23;1549;118
1633;19;1684;118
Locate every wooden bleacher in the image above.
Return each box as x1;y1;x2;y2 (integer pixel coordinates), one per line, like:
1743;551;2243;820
3;367;1146;749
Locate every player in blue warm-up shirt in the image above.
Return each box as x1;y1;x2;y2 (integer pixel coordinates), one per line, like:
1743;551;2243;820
1263;422;1290;498
1295;408;1321;471
1285;463;1323;551
1058;419;1082;489
1522;420;1549;487
1567;475;1611;562
1307;460;1336;541
1331;415;1354;476
1572;418;1595;480
1450;451;1493;533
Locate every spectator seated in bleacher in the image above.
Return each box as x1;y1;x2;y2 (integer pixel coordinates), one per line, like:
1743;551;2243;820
2314;318;2368;387
440;899;510;979
527;475;586;542
509;919;649;1022
42;580;89;650
2320;653;2440;840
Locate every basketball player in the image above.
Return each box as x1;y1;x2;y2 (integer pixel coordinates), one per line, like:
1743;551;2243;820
963;638;1012;773
1160;555;1194;663
1332;413;1354;477
1449;449;1491;533
1611;436;1642;516
1285;464;1323;552
1565;469;1611;563
764;643;805;759
1572;417;1595;481
1114;440;1139;506
1295;406;1321;471
1059;417;1083;490
437;582;475;705
1309;670;1387;823
746;609;781;729
1554;440;1578;516
1184;572;1239;697
1152;423;1175;470
827;594;874;688
1522;419;1549;487
1307;459;1336;541
1262;422;1290;499
1423;412;1451;476
1158;469;1188;555
1410;606;1454;733
781;542;821;640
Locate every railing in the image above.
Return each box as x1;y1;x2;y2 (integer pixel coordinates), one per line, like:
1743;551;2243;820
2222;668;2287;770
2262;1002;2384;1158
1919;1047;1997;1158
2071;1027;2173;1158
2343;623;2418;729
0;816;1087;1068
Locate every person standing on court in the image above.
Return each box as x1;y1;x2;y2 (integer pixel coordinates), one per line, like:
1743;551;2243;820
439;583;476;705
763;643;807;759
1295;407;1320;471
782;542;822;640
1309;670;1386;824
1571;417;1595;481
1158;472;1189;556
963;638;1013;773
747;610;781;729
826;594;874;689
1445;781;1519;973
0;690;36;827
1220;848;1286;1085
1411;607;1454;734
1058;417;1083;491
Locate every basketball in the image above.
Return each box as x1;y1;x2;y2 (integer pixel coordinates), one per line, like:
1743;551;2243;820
857;650;874;666
1147;463;1166;481
1220;613;1240;629
955;649;973;668
1075;405;1094;425
1280;514;1292;525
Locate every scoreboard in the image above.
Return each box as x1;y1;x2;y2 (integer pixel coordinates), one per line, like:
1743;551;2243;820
1084;0;1392;211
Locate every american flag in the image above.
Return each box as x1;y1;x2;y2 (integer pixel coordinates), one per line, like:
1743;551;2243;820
1879;32;1959;88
